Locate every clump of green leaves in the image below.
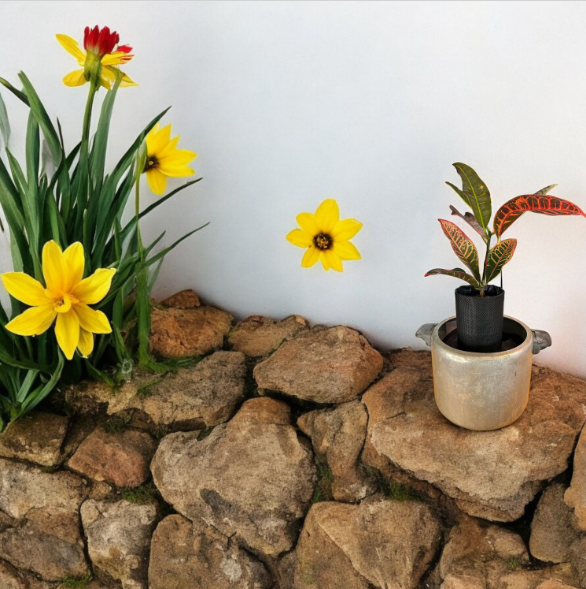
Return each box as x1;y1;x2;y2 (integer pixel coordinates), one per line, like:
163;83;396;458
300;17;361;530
121;482;158;504
60;573;93;588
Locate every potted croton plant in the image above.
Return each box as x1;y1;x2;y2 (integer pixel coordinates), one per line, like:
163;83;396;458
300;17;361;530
425;163;585;353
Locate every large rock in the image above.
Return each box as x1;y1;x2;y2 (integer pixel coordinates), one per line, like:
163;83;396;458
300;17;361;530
151;397;316;557
229;315;309;357
150;306;233;358
149;514;273;589
254;326;383;404
0;460;89;581
363;352;586;521
565;425;586;531
81;499;158;589
0;412;69;467
280;495;441;589
68;427;156;488
0;558;57;589
298;401;375;502
66;351;246;430
435;516;580;588
530;483;582;563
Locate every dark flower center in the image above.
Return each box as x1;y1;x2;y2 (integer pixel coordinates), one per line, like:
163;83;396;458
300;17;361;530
144;156;159;172
314;233;333;250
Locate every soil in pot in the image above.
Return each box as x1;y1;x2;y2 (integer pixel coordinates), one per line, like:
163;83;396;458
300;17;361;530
455;285;504;353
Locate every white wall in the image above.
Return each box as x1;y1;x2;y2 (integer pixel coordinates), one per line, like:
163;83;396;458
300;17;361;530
2;1;586;377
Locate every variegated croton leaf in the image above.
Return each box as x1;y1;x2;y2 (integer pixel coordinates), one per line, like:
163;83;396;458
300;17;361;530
424;267;481;289
485;239;517;283
438;219;481;281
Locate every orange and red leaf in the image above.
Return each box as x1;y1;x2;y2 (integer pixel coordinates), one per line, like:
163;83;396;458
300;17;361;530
493;194;586;238
485;239;517;283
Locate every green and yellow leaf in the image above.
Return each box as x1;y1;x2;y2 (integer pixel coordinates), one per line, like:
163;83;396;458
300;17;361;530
485;238;517;283
439;219;481;281
446;163;491;232
424;267;480;289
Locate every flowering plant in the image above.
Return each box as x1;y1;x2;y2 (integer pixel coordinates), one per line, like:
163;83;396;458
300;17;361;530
0;26;204;429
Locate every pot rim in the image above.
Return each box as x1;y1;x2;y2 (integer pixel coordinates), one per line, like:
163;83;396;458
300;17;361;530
431;315;533;358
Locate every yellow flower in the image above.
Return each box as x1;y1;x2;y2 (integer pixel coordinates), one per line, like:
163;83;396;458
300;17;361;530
2;241;116;360
144;123;197;195
286;199;363;272
56;26;137;90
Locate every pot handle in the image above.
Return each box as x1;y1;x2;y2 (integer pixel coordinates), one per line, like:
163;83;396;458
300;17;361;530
416;323;437;348
532;330;552;355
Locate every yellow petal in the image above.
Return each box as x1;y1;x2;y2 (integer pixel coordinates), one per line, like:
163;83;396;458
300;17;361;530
42;241;67;293
158;148;197;167
73;304;112;334
323;250;344;272
286;229;313;248
77;328;94;358
63;242;84;291
146;168;168;195
314;199;339;234
156;164;195;178
56;34;86;63
296;213;318;236
332;240;362;261
5;304;56;336
102;52;135;66
63;69;87;87
321;254;330;271
301;246;321;268
119;71;138;87
72;268;116;305
55;310;80;360
147;124;172;156
1;272;51;307
332;219;363;241
101;66;138;88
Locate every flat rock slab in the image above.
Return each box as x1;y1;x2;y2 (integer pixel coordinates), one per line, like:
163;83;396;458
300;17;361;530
254;326;383;404
151;397;316;557
149;514;273;589
435;516;580;589
298;401;375;502
565;425;586;531
280;495;441;589
150;306;233;358
0;560;56;589
81;499;158;589
66;351;246;430
0;412;69;467
229;315;309;357
363;351;586;521
68;427;156;488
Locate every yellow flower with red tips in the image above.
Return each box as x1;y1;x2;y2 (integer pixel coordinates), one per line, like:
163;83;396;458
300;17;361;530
1;241;116;360
56;25;137;89
143;123;197;195
286;199;363;272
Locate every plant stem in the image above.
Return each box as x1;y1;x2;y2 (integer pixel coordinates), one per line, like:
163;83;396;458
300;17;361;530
480;233;492;297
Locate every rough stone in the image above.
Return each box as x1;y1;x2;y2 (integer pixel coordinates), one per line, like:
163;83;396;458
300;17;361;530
530;483;582;563
0;559;56;589
0;458;87;520
151;397;316;557
150;306;233;358
435;516;580;589
565;425;586;531
160;289;201;308
229;314;309;357
149;514;273;589
363;352;586;521
81;499;158;589
298;401;375;502
0;412;69;467
66;352;246;430
254;326;383;404
68;427;156;488
280;495;441;589
0;509;89;581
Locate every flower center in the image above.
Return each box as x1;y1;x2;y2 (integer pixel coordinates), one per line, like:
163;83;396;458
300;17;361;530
54;296;72;314
144;156;159;172
314;233;333;251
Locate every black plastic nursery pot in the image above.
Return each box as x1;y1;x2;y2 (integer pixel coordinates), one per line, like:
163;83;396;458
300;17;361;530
454;285;505;353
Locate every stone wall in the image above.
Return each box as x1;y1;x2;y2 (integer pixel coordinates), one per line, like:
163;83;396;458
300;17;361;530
0;291;585;589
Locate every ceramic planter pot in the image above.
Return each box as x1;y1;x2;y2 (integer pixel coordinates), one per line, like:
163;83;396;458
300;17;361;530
416;316;551;431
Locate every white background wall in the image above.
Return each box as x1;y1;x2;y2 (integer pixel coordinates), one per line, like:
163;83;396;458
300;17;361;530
2;1;586;377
